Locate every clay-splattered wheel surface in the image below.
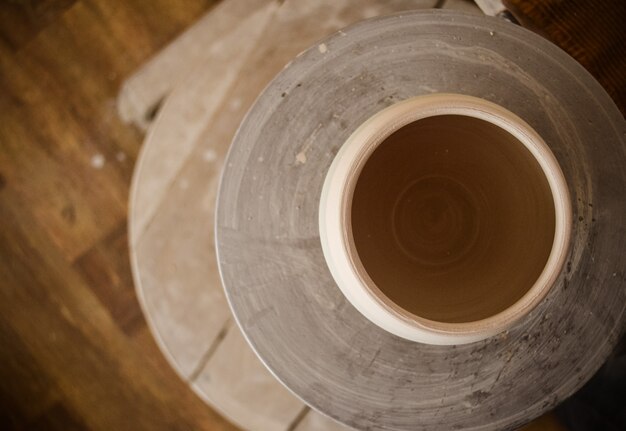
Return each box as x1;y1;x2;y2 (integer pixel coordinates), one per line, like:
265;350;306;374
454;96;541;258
216;10;625;431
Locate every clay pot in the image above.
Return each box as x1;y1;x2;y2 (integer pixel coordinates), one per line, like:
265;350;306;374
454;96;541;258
319;94;571;345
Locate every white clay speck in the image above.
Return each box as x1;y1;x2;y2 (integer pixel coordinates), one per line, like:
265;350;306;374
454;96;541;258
90;154;105;169
203;149;217;162
296;151;307;164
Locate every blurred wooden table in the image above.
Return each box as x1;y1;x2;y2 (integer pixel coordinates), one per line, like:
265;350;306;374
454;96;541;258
0;1;238;430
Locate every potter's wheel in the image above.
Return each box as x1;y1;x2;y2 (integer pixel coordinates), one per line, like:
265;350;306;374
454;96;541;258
216;10;625;431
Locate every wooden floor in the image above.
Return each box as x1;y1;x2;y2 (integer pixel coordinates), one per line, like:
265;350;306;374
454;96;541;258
0;1;239;429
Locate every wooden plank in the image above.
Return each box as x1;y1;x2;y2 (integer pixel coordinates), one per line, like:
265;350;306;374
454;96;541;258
117;0;273;130
0;46;129;262
0;0;219;262
74;222;144;335
132;156;232;379
295;410;354;431
129;0;278;245
473;0;506;16
193;324;305;431
0;0;77;51
443;0;482;14
0;317;62;428
23;403;89;431
0;204;237;431
0;0;239;429
130;1;279;379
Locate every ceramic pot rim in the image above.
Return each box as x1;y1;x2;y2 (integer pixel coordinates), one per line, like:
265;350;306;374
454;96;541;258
319;93;572;345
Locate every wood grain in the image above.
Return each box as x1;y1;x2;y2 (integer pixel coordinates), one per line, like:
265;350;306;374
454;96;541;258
0;1;239;430
118;0;273;130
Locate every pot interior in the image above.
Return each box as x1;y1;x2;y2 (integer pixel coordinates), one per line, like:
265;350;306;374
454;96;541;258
350;114;556;323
